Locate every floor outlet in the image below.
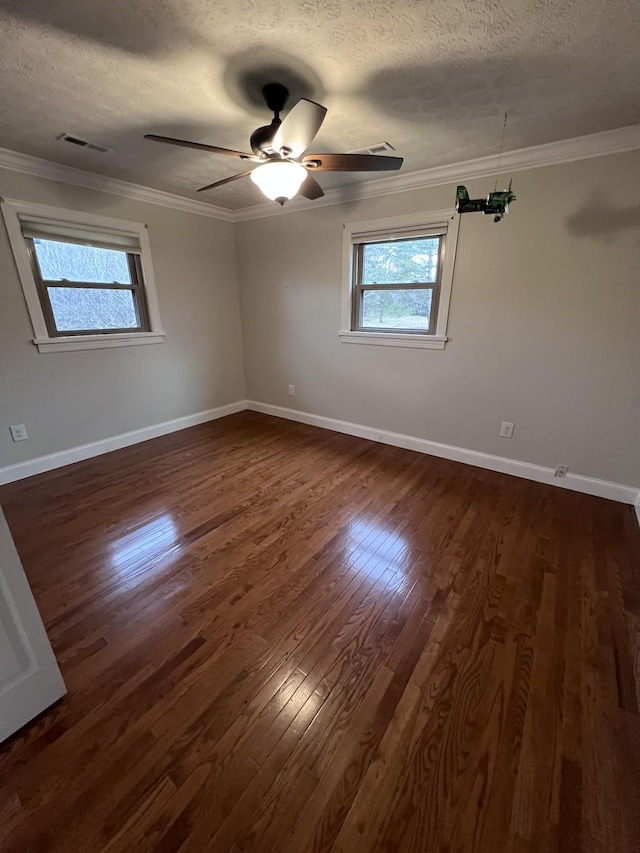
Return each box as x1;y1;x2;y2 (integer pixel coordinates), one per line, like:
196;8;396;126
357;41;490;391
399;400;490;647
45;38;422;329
554;464;569;478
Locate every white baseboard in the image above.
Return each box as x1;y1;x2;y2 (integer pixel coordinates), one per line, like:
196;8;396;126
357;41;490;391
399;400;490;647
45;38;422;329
0;401;246;486
2;398;638;509
247;401;639;506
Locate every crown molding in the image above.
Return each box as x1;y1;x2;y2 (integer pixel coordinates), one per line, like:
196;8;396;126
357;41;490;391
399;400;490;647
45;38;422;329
231;124;640;221
0;125;637;224
0;146;235;222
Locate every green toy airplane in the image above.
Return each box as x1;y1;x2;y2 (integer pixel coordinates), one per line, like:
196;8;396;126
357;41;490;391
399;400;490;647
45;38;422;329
455;180;516;222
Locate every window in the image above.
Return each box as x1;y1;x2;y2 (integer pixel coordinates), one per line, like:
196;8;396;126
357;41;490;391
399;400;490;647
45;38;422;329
29;236;150;337
2;199;164;352
353;233;443;334
340;210;460;349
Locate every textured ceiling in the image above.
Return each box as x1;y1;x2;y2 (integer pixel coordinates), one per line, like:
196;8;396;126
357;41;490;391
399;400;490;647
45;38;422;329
0;0;637;210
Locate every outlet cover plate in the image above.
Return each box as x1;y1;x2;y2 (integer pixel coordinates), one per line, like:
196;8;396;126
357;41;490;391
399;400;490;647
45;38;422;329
499;421;515;438
10;424;28;442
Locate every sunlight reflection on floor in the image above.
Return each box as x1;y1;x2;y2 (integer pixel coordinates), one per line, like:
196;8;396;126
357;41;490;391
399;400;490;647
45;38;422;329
346;517;410;593
109;513;180;573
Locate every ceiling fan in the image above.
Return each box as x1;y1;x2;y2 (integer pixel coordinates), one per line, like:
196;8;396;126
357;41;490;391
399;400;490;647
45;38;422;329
145;83;403;205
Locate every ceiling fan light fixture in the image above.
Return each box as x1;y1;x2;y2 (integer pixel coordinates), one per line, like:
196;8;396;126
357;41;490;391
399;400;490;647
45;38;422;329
250;160;307;203
145;87;402;200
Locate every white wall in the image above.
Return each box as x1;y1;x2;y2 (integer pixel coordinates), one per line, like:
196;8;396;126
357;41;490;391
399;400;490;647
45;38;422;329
0;169;246;466
236;151;639;488
1;151;637;490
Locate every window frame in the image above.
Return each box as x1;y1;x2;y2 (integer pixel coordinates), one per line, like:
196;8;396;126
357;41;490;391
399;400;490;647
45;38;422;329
28;239;152;338
1;198;165;352
351;233;444;336
340;209;460;350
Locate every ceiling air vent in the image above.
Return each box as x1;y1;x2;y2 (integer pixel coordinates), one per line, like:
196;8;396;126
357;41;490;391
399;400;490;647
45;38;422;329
348;141;395;156
57;133;113;154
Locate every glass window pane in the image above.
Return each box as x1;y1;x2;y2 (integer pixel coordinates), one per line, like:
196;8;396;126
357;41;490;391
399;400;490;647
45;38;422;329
361;237;440;284
361;288;432;330
47;287;139;331
34;239;131;284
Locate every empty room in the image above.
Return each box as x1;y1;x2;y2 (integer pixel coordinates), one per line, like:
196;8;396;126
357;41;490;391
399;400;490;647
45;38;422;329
0;0;638;850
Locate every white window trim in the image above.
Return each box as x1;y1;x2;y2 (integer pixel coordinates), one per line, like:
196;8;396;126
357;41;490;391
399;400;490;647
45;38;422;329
339;208;460;350
1;198;165;353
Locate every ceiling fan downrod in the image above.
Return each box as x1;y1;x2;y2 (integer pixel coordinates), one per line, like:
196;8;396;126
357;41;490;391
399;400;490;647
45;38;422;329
249;84;290;156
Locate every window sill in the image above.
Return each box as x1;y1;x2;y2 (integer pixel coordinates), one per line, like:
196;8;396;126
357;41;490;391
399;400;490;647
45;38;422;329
338;331;447;350
33;331;165;353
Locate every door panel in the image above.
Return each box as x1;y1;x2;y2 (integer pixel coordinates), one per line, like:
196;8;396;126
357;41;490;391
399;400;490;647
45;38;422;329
0;508;66;743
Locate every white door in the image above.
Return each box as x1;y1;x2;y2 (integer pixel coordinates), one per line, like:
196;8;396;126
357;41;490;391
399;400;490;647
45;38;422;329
0;507;66;743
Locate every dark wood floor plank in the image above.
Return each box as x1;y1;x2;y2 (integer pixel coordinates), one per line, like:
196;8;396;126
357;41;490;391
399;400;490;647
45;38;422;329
0;411;637;853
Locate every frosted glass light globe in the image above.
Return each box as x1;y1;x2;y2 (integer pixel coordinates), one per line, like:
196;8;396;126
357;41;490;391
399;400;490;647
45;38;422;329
250;161;307;203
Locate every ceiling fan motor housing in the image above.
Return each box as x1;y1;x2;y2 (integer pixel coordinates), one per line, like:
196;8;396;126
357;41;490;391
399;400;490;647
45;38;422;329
250;119;281;156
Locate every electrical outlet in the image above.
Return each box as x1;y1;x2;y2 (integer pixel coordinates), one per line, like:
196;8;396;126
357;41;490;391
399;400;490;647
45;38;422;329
10;424;28;442
288;384;295;397
499;421;515;438
554;464;569;478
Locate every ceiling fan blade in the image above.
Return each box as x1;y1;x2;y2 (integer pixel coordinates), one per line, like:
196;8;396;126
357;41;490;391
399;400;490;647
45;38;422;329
197;170;254;192
144;134;256;160
302;153;403;172
298;174;325;200
271;99;327;158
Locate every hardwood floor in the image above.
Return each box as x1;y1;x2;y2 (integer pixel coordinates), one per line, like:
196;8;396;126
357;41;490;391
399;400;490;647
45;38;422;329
0;411;638;852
